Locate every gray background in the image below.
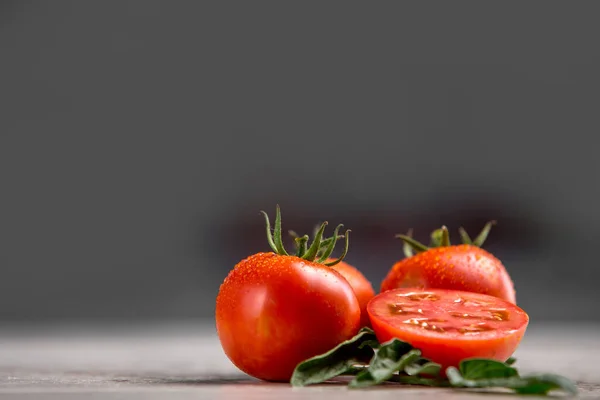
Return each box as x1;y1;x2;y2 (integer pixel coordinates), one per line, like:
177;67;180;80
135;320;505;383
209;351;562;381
1;1;599;324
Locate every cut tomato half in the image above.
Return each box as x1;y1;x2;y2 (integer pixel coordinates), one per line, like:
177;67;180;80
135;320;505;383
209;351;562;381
367;288;529;370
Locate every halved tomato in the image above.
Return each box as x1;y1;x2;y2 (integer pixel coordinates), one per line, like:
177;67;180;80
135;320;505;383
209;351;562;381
367;288;529;370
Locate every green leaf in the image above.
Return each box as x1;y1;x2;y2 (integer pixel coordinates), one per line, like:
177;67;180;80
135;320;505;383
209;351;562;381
512;374;578;395
349;340;419;388
459;358;518;380
447;366;578;395
358;339;380;350
404;360;442;377
505;357;517;366
389;374;451;387
290;327;378;387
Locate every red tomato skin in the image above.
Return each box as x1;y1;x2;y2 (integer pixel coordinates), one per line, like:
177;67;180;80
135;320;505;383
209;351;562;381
367;288;528;372
381;245;516;304
330;260;375;328
215;252;361;382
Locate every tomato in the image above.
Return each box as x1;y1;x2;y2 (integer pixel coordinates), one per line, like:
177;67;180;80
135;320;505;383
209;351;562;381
329;260;375;328
381;223;516;304
289;227;375;328
367;288;529;370
215;207;361;382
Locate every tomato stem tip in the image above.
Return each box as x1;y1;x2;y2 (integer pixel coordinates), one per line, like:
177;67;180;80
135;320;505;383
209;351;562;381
261;206;351;265
396;221;498;258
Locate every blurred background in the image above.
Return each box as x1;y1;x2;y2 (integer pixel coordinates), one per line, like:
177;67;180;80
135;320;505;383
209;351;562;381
2;1;599;327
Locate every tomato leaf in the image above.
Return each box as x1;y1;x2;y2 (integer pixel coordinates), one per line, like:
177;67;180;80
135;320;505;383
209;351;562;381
289;327;577;396
511;375;578;395
389;374;451;387
290;327;377;387
404;359;442;377
358;339;380;350
447;366;578;395
459;358;518;379
505;356;517;366
349;340;419;388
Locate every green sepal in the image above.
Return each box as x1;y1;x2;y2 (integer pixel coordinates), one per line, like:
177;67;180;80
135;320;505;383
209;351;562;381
430;226;450;247
458;227;473;245
273;204;289;255
396;233;429;254
398;220;497;259
472;220;497;247
262;206;350;265
324;230;350;266
317;224;343;263
295;235;309;258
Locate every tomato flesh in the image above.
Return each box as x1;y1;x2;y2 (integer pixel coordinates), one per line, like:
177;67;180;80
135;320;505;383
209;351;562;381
367;288;528;370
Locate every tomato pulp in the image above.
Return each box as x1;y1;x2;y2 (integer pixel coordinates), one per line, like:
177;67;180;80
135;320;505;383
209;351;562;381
367;288;528;370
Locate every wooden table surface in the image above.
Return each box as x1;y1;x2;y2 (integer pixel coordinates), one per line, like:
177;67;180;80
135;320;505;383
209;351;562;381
0;321;598;399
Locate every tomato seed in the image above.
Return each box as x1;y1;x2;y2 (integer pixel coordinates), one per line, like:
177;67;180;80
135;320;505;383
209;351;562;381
488;309;510;321
397;292;440;301
458;323;495;334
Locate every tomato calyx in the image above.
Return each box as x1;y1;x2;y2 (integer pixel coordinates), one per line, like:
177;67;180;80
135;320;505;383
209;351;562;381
289;223;347;261
395;221;497;258
261;205;351;266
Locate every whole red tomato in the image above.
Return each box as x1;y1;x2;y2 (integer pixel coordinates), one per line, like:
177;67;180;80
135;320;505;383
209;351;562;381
381;223;516;304
368;288;529;371
289;229;375;328
215;207;361;382
330;260;375;328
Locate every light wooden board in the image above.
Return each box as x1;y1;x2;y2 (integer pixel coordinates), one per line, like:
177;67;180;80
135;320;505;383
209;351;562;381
0;322;598;398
